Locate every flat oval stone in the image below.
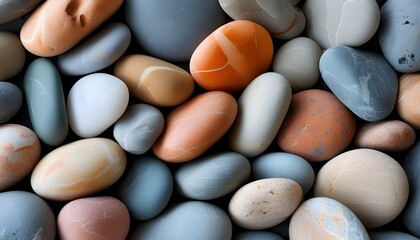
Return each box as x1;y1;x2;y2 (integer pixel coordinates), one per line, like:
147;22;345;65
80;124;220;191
114;54;195;107
369;231;419;240
175;152;250;200
0;31;25;80
153;91;237;163
314;148;409;229
31;138;126;201
113;104;164;155
289;197;369;240
379;0;420;73
118;156;173;221
0;0;43;24
276;89;356;162
67;73;129;138
0;124;40;191
229;178;302;230
125;0;225;62
20;0;123;57
57;22;131;76
397;73;420;129
303;0;380;49
219;0;305;40
320;46;398;121
24;58;68;146
233;231;285;240
190;20;273;92
0;81;22;124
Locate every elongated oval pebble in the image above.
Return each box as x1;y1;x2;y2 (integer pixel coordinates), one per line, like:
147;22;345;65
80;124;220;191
0;81;22;124
397;73;420;129
31;138;126;201
0;0;43;24
0;31;25;80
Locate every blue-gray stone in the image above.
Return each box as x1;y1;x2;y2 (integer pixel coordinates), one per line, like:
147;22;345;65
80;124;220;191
0;0;43;24
233;231;285;240
369;231;419;240
379;0;420;73
0;81;22;124
24;58;68;146
125;0;226;62
319;46;398;121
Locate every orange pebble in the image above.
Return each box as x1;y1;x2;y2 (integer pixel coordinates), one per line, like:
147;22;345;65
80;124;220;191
190;20;273;92
397;73;420;129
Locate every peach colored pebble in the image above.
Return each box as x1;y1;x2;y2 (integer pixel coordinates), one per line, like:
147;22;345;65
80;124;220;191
397;73;420;129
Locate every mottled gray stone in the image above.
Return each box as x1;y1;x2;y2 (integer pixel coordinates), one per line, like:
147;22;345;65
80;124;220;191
0;0;43;24
0;82;22;124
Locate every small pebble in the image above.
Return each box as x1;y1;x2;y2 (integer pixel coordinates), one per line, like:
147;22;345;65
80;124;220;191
0;31;25;80
397;73;420;129
0;81;22;124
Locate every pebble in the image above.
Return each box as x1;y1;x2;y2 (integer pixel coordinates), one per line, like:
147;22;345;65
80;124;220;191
314;148;410;229
67;73;129;138
289;197;369;240
219;0;305;40
31;138;126;201
57;22;131;76
303;0;380;49
233;231;285;240
228;178;302;230
0;31;25;80
57;196;130;240
276;89;356;162
0;124;40;191
174;152;250;200
229;72;291;157
397;73;420;129
0;0;43;24
114;54;195;107
190;20;273;92
369;231;420;240
0;81;22;124
118;156;173;221
20;0;124;57
320;46;398;121
153;91;237;163
24;58;68;146
379;0;420;73
113;104;165;155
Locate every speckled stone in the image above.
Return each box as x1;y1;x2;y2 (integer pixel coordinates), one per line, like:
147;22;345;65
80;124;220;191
0;81;22;124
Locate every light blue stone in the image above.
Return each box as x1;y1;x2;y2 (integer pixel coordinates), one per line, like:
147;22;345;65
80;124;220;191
233;231;285;240
0;82;22;124
369;231;419;240
319;46;398;121
0;0;43;24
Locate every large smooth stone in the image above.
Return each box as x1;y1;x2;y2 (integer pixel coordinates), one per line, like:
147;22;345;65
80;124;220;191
57;22;131;76
229;72;291;157
0;81;22;123
369;231;419;240
175;152;250;200
397;73;420;129
31;138;126;201
0;31;25;80
233;231;285;240
125;0;225;62
303;0;380;49
67;73;129;138
0;0;43;24
24;58;68;146
130;201;232;240
319;46;398;121
153;91;237;163
314;148;409;229
190;20;273;92
0;191;56;240
379;0;420;73
20;0;123;57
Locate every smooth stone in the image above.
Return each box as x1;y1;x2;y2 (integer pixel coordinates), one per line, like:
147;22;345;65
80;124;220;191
0;191;56;240
303;0;380;49
0;81;22;123
353;120;416;151
0;31;25;80
219;0;305;40
130;201;232;240
31;138;126;201
0;124;40;191
314;148;409;229
369;231;420;240
397;73;420;129
0;0;43;24
273;37;322;91
114;54;195;107
276;89;356;162
233;231;285;240
379;0;420;73
125;0;225;62
24;58;68;146
113;104;164;155
153;91;237;163
67;73;129;138
20;0;123;57
57;22;131;76
190;20;273;92
252;152;315;195
118;156;173;221
319;46;398;121
0;15;28;33
289;197;369;240
229;178;302;230
58;196;130;240
229;72;291;157
174;152;250;200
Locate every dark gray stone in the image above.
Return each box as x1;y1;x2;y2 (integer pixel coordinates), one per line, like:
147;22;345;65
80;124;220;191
0;81;22;124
